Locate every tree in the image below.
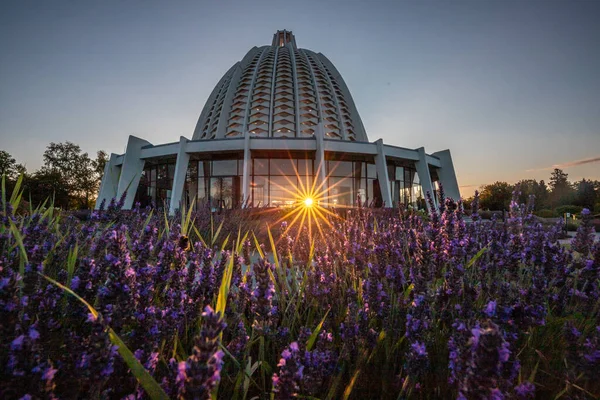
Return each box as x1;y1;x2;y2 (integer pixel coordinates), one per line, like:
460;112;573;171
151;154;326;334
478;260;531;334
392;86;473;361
549;168;574;207
573;179;597;211
23;169;70;209
479;181;514;211
0;150;26;181
40;142;106;209
95;150;108;178
515;179;549;210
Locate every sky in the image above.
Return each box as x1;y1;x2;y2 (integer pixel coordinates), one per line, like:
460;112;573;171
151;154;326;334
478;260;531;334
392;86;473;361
1;0;599;197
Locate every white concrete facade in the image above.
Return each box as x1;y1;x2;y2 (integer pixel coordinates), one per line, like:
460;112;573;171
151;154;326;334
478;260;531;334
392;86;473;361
96;31;460;213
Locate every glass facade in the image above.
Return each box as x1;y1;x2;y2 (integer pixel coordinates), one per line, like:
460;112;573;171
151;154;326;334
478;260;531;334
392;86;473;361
326;160;379;207
251;157;313;207
134;155;424;210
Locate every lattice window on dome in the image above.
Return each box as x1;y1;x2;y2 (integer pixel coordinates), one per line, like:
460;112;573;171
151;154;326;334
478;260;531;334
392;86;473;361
325;131;342;139
274;110;293;118
274;119;294;126
250;127;268;136
230;106;245;114
250;120;267;126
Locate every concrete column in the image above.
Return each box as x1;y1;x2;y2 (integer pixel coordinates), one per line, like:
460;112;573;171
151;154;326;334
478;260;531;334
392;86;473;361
415;147;436;212
95;153;121;209
169;136;190;215
432;149;460;201
116;135;151;210
314;122;327;201
374;139;392;207
242;134;251;207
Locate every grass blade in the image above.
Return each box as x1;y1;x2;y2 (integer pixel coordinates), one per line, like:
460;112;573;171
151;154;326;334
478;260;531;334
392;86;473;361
306;308;330;351
266;224;279;268
215;249;235;316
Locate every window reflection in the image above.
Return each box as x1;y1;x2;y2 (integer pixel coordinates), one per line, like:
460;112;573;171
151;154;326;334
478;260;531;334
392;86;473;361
135;156;419;210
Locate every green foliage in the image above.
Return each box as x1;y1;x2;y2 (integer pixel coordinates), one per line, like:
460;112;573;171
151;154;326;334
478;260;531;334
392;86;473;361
0;150;26;181
555;205;583;216
479;181;513;210
515;179;549;210
573;178;597;210
565;221;580;231
549;168;575;207
534;209;556;218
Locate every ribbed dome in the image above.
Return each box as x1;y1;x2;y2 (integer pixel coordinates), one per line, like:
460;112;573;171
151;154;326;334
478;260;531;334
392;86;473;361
192;30;368;142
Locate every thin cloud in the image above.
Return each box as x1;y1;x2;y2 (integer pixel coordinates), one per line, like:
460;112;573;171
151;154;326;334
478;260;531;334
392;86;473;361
526;155;600;172
460;184;480;189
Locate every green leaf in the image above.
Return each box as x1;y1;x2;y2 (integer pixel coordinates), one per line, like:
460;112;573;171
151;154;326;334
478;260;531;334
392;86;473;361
9;173;24;210
212;219;225;247
252;231;265;259
1;174;6;214
67;242;78;283
39;273;169;400
192;224;207;247
215;249;235;316
306;308;330;351
266;224;279;268
9;220;28;293
466;243;490;269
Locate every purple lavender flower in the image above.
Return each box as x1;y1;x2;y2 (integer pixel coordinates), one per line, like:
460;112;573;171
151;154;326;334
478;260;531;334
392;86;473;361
176;306;226;400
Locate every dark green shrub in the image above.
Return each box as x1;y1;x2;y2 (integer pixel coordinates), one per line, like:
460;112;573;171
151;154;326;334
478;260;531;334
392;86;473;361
535;209;555;218
555;205;582;216
565;221;580;231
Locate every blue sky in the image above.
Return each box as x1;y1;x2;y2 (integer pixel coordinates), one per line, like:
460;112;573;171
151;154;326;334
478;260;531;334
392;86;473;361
1;0;599;196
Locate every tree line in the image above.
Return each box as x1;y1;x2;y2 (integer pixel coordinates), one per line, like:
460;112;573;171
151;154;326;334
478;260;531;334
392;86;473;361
1;143;106;210
470;168;600;213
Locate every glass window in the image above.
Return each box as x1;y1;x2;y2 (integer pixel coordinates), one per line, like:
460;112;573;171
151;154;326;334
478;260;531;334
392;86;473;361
149;167;156;184
270;159;296;175
187;162;198;182
198;176;209;204
251;176;268;207
328;161;353;177
253;159;269;175
157;165;170;189
396;167;404;183
367;163;377;179
270;176;296;207
367;179;374;205
297;174;313;194
387;165;396;181
404;168;413;187
328;177;353;206
210;177;235;209
198;161;210;177
212;160;238;176
297;159;313;176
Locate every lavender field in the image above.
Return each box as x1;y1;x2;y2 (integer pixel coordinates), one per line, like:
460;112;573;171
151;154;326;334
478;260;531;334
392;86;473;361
1;179;599;399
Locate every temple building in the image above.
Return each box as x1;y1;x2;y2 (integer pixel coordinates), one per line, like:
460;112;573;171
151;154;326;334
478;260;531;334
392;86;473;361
96;30;460;213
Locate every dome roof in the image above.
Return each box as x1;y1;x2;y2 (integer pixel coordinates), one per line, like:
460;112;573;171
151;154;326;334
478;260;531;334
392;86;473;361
192;30;368;142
